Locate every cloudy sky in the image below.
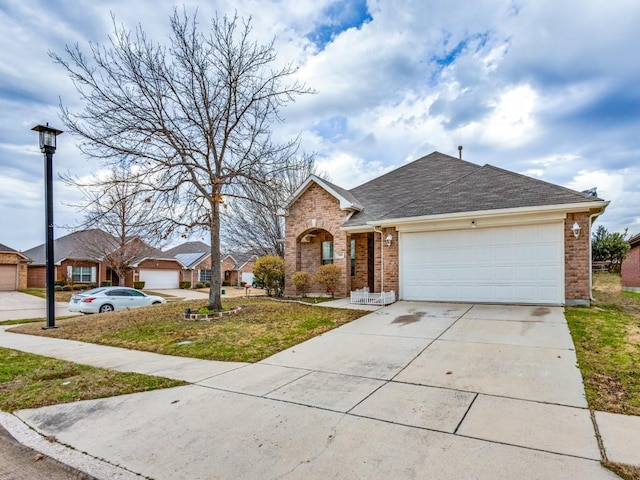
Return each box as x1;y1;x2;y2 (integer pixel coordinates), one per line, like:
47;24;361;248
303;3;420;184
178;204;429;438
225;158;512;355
1;0;639;251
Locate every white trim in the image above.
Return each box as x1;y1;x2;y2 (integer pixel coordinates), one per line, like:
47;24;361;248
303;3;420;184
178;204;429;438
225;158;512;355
284;175;363;212
373;201;609;228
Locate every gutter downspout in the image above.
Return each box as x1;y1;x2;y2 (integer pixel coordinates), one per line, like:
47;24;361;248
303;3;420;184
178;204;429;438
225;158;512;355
589;211;603;302
373;227;384;294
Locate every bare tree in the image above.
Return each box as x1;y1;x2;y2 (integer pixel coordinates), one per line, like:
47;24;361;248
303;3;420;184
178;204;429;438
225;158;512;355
63;166;172;285
221;153;320;257
52;9;311;310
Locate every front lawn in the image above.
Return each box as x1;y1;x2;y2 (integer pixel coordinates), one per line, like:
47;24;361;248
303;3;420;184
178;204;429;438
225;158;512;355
10;298;367;363
0;347;184;412
565;273;640;416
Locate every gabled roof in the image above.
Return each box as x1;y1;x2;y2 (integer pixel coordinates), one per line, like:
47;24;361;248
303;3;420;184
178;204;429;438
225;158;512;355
0;243;30;261
221;253;258;270
380;163;603;221
285;174;364;212
629;233;640;248
300;151;607;228
23;229;117;265
175;252;209;269
164;241;210;256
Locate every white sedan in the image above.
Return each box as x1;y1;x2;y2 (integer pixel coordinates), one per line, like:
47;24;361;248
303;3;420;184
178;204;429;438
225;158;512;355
68;287;166;314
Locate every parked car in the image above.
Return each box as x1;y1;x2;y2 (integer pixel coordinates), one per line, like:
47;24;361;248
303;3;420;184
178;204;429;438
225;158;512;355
68;287;165;314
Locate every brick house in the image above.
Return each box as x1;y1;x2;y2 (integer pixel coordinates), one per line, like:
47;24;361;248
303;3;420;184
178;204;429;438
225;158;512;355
221;254;258;286
164;241;212;286
283;151;609;306
621;233;640;292
23;230;183;289
0;243;30;291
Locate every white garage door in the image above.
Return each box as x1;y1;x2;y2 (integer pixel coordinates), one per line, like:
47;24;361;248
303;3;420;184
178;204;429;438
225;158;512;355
400;223;563;304
139;269;179;289
0;265;17;291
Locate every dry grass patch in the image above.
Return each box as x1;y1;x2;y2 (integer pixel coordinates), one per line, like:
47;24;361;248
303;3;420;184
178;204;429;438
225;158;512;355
9;298;367;363
0;347;184;412
565;273;640;416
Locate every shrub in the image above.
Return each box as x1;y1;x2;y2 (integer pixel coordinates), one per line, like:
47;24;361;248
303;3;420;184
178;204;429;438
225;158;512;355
101;281;112;287
62;285;72;291
204;282;211;287
180;281;191;289
133;281;145;289
253;255;284;297
315;264;342;298
240;281;246;287
222;281;231;287
54;285;63;291
196;282;204;289
54;280;64;287
73;285;84;290
292;271;312;297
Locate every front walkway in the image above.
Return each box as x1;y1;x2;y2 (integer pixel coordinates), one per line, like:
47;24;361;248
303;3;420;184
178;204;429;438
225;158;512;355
0;302;637;479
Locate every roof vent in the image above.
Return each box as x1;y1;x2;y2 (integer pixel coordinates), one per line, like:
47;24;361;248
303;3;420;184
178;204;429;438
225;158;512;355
458;145;463;159
581;187;597;197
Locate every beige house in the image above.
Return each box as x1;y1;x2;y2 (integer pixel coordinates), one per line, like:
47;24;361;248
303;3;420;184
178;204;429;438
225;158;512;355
0;243;30;291
283;151;609;306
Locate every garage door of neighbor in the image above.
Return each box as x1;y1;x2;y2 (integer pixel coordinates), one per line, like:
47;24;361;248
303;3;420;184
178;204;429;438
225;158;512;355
0;264;17;291
139;269;179;289
400;223;563;304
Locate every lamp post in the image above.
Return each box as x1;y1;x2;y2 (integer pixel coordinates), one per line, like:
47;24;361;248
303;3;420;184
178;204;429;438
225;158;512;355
32;123;63;329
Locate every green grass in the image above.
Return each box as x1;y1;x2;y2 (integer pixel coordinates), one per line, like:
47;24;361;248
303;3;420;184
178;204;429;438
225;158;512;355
10;298;367;363
0;347;185;412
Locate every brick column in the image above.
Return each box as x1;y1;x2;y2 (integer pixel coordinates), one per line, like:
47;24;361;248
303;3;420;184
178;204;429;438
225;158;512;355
564;213;591;305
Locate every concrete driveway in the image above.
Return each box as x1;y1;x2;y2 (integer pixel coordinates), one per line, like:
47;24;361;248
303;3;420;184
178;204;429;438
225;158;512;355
9;301;618;479
0;291;76;322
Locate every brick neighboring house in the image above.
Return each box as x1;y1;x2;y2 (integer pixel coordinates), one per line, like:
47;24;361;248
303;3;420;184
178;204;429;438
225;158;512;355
0;243;30;291
164;241;212;287
221;254;258;286
23;230;183;289
283;151;609;306
621;233;640;292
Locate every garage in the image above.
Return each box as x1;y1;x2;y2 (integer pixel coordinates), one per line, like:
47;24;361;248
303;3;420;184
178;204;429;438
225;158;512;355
139;269;179;289
0;264;17;291
399;223;564;304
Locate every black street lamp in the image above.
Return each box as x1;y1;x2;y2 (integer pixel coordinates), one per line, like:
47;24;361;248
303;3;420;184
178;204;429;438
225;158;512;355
32;123;63;329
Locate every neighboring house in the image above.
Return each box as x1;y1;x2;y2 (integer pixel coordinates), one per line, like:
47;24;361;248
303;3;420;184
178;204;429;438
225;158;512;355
23;230;184;289
221;254;258;286
283;151;609;306
164;241;212;286
23;230;112;288
621;233;640;292
0;243;30;291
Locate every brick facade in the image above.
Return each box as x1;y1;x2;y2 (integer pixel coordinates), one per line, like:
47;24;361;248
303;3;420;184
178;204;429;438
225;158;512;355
27;260;105;288
622;243;640;290
0;252;29;290
285;183;351;296
564;212;591;305
286;181;598;304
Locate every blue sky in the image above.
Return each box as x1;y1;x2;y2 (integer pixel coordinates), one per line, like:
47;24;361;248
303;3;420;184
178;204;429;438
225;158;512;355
1;0;639;250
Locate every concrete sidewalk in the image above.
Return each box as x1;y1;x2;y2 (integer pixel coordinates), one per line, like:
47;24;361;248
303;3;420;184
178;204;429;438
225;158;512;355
0;302;637;478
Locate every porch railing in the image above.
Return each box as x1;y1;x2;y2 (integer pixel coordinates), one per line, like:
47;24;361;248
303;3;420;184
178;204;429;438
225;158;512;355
350;288;396;306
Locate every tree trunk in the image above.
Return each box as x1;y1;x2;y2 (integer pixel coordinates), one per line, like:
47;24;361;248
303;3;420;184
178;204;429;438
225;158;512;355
208;201;223;311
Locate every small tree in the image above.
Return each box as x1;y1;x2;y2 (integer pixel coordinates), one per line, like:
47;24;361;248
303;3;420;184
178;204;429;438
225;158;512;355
315;264;342;298
592;226;630;273
253;255;284;297
291;271;312;297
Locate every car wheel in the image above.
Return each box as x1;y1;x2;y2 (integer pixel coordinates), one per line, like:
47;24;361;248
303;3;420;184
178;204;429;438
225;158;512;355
152;301;161;305
99;304;114;313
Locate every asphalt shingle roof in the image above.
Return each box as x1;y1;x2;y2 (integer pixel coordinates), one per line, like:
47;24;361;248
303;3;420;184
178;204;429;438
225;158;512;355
0;243;18;253
339;152;603;226
22;229;118;265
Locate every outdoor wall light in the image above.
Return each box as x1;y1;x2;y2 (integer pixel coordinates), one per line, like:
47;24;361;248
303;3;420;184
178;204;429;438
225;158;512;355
572;222;581;238
385;234;393;246
31;123;63;329
471;220;477;228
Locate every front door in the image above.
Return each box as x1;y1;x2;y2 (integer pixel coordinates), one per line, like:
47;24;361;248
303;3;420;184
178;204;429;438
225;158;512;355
367;232;375;291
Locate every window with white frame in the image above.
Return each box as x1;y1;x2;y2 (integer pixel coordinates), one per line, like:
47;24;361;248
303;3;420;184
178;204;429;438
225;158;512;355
199;269;212;282
72;266;92;283
322;241;333;265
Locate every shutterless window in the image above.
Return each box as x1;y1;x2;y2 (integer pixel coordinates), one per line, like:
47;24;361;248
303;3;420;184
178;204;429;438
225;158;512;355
322;241;333;265
72;266;92;283
350;239;356;276
199;269;212;282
